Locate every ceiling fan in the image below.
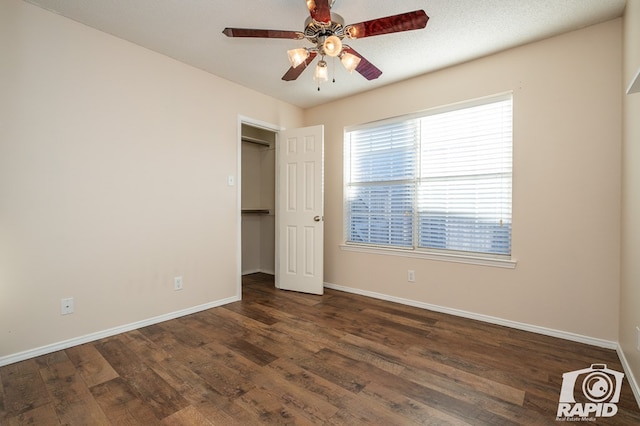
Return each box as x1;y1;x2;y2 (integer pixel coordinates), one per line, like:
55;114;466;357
222;0;429;86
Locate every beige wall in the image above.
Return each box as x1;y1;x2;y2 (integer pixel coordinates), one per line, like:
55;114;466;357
0;0;302;359
621;0;640;393
0;0;631;369
306;19;622;342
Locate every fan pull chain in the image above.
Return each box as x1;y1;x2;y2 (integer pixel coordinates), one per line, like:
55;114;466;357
332;57;336;83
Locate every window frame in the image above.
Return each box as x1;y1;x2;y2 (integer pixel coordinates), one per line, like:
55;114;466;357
342;93;516;269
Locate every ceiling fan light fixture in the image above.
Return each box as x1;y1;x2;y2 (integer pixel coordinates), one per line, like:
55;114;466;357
323;35;342;57
340;52;361;73
314;59;329;82
224;4;428;85
287;48;310;68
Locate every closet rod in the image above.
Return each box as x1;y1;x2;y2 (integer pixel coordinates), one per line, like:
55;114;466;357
242;136;271;147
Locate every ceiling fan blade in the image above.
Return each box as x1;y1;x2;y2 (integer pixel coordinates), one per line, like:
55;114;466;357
342;47;382;80
346;10;429;39
306;0;331;24
222;28;302;39
282;51;318;81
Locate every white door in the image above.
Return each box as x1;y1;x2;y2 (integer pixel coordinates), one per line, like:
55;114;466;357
276;125;324;295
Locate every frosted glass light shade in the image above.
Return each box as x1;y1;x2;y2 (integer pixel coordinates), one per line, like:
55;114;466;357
287;48;309;68
323;35;342;57
314;60;328;82
340;52;361;73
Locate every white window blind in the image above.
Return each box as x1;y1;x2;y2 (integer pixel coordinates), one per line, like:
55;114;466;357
345;95;513;257
345;120;418;247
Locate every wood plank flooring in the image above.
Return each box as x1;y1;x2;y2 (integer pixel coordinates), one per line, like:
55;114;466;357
1;273;639;425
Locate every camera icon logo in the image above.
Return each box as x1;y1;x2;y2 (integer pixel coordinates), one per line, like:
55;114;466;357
557;364;625;419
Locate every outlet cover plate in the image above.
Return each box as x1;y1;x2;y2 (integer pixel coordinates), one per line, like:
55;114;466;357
174;276;183;291
61;297;74;315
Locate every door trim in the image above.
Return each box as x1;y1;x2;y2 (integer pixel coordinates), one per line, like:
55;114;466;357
236;116;282;299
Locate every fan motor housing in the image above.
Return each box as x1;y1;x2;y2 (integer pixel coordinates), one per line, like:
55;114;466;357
304;13;345;43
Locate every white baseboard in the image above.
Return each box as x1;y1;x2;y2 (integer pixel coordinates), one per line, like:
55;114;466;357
323;281;617;350
0;296;239;368
617;345;640;408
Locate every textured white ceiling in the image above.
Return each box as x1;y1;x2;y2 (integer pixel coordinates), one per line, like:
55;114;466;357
24;0;626;109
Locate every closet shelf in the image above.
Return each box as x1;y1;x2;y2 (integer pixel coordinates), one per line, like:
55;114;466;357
242;209;271;215
628;67;640;94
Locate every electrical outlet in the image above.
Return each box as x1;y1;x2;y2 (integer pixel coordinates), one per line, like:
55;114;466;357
636;326;640;352
61;298;74;315
174;276;183;291
407;270;415;283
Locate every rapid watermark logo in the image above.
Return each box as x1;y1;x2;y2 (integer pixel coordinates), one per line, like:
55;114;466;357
556;364;624;421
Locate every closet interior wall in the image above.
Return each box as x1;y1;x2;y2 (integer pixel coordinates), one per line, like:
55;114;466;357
241;124;276;275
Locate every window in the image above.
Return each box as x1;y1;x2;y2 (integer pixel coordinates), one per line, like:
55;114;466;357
344;94;513;258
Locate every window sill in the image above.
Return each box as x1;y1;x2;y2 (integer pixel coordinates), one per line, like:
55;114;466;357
339;244;517;269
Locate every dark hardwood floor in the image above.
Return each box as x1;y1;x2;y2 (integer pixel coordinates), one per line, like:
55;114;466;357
1;273;639;425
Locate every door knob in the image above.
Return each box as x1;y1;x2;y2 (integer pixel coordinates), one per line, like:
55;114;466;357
314;216;322;222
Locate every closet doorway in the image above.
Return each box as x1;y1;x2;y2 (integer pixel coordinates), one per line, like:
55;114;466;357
241;123;277;279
